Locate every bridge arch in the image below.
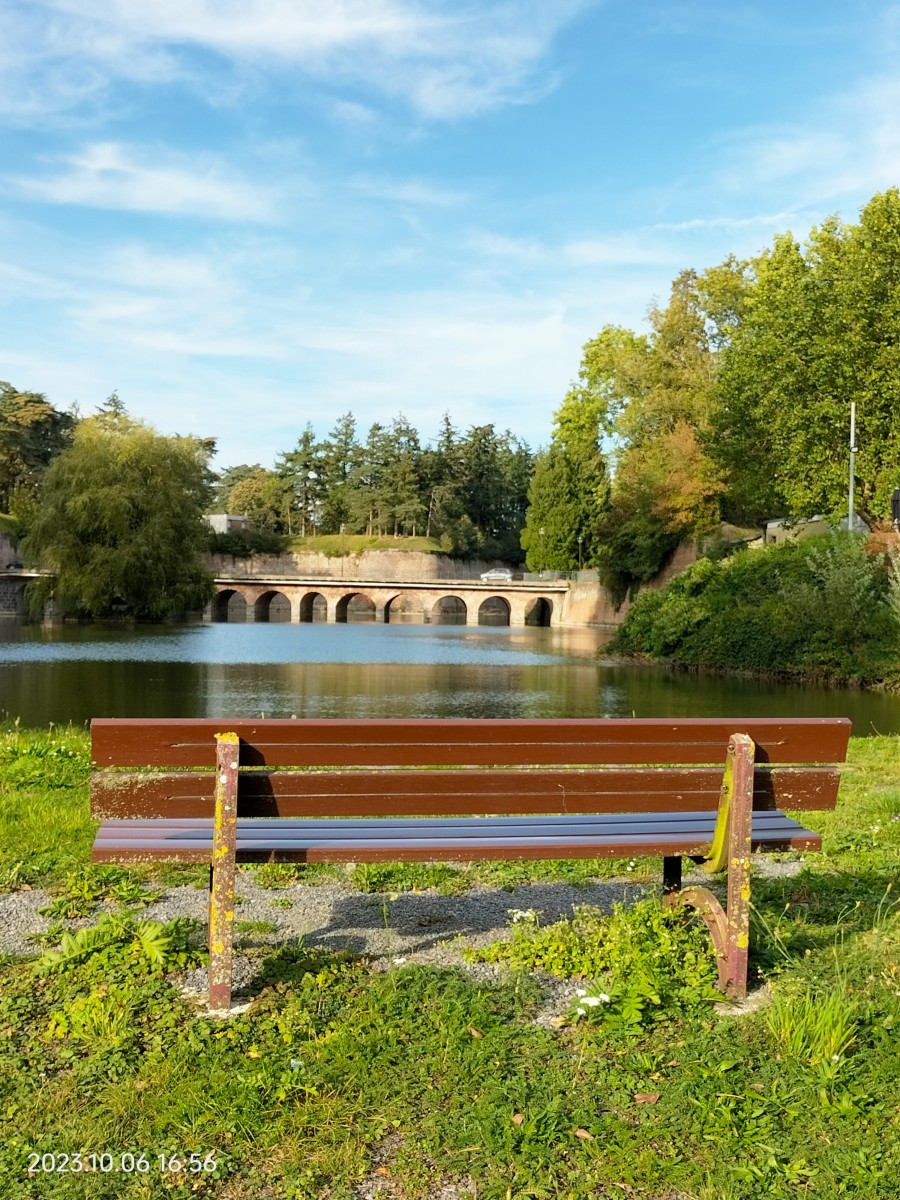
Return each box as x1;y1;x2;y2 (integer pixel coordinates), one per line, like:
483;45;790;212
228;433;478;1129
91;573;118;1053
384;591;427;623
335;592;377;623
212;589;247;622
478;595;510;626
298;591;328;623
253;590;291;622
430;595;467;624
14;581;28;617
524;596;553;627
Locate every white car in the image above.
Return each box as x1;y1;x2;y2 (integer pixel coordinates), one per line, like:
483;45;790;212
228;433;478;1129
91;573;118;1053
480;568;514;582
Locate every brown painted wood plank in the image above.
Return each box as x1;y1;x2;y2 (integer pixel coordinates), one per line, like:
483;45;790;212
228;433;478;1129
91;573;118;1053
91;717;852;769
90;765;841;818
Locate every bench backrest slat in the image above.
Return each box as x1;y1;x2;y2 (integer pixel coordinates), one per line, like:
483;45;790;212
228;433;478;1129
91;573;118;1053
91;765;842;819
91;717;851;769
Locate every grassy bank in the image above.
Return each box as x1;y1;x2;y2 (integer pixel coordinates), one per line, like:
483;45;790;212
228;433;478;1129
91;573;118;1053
286;533;445;558
1;724;898;1198
612;534;900;688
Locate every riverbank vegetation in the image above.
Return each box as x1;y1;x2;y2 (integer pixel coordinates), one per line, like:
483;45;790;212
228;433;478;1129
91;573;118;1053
611;533;900;687
1;724;898;1197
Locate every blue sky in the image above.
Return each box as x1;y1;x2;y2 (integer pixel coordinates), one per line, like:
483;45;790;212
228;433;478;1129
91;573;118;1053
2;1;900;469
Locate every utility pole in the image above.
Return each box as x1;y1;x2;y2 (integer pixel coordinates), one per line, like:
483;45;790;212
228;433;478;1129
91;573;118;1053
848;401;857;533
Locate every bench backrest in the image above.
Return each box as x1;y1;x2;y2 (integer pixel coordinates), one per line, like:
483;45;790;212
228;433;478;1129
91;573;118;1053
91;717;851;820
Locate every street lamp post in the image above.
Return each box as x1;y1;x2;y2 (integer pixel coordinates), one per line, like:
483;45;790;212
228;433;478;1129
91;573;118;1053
577;536;583;571
539;526;545;575
848;402;857;533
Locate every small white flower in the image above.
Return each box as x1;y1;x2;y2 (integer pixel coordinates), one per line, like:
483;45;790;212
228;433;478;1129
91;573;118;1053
576;1006;586;1015
509;908;537;924
597;992;611;1003
582;996;602;1007
575;988;587;997
392;956;407;965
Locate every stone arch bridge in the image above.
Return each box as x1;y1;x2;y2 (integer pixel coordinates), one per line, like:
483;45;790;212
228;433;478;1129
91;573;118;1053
209;577;568;627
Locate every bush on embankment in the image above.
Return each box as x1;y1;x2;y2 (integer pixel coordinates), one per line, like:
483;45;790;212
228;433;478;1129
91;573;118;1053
611;532;900;685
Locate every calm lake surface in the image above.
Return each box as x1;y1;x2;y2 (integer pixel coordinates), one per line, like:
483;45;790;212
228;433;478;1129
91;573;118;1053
1;619;897;734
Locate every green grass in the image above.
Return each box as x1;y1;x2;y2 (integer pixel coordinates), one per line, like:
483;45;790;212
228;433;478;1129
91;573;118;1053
287;532;444;557
0;512;19;538
0;723;899;1197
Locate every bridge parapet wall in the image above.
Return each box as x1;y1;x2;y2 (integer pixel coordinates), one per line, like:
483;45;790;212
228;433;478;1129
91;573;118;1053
206;549;516;583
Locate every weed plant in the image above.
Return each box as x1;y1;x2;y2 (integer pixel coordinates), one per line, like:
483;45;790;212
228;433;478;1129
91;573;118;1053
466;900;721;1029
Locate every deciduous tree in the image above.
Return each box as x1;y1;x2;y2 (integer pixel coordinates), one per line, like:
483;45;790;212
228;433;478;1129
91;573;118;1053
22;414;214;619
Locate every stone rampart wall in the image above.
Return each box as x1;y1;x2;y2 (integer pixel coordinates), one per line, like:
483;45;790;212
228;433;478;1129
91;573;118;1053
207;549;508;583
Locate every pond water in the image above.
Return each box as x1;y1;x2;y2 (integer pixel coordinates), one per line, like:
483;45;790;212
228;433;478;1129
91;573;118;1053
0;619;896;734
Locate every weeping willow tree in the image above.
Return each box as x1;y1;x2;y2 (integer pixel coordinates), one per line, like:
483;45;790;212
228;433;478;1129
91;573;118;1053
22;411;215;619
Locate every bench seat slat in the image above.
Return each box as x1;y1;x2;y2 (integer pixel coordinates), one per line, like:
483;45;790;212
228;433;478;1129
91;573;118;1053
92;811;814;834
91;717;851;769
92;811;820;863
90;766;841;818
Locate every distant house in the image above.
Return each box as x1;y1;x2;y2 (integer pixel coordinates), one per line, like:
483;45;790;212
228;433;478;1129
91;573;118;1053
763;513;870;545
205;514;253;534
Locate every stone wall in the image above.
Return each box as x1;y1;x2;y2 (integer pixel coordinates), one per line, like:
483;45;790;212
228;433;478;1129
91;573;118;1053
560;540;699;627
0;578;25;615
0;532;18;566
207;541;701;627
207;549;509;583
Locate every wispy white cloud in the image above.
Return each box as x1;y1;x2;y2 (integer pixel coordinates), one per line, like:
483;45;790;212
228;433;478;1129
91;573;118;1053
706;73;900;211
649;210;801;232
562;235;684;267
466;230;694;271
352;174;468;206
7;143;278;220
330;99;379;127
2;0;592;122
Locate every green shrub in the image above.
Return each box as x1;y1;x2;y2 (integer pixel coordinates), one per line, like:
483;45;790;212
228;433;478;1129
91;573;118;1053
613;533;900;684
208;528;289;557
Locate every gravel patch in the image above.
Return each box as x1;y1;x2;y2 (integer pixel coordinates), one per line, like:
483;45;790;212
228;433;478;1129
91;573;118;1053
0;853;807;980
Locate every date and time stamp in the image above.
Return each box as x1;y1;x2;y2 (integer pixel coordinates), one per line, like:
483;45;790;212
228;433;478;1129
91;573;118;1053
26;1151;218;1176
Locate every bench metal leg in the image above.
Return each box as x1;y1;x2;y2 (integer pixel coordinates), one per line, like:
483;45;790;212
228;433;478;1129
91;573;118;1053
664;733;755;1000
209;732;240;1011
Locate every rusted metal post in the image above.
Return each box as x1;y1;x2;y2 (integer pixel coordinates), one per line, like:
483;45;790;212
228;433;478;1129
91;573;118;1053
722;732;755;999
208;732;240;1011
664;732;756;999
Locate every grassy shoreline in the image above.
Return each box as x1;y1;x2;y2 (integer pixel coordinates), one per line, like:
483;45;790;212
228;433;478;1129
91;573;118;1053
1;724;898;1198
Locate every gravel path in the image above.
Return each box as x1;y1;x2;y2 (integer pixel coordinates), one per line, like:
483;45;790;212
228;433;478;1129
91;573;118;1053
0;857;802;985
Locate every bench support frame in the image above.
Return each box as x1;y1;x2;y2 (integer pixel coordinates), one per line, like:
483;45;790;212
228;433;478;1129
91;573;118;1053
209;733;240;1011
664;733;755;999
202;728;759;1009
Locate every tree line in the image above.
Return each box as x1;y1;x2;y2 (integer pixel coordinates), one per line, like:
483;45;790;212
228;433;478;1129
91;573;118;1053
214;413;532;561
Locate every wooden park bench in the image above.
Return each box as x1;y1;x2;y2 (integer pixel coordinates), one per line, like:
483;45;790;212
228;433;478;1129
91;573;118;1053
90;716;851;1010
